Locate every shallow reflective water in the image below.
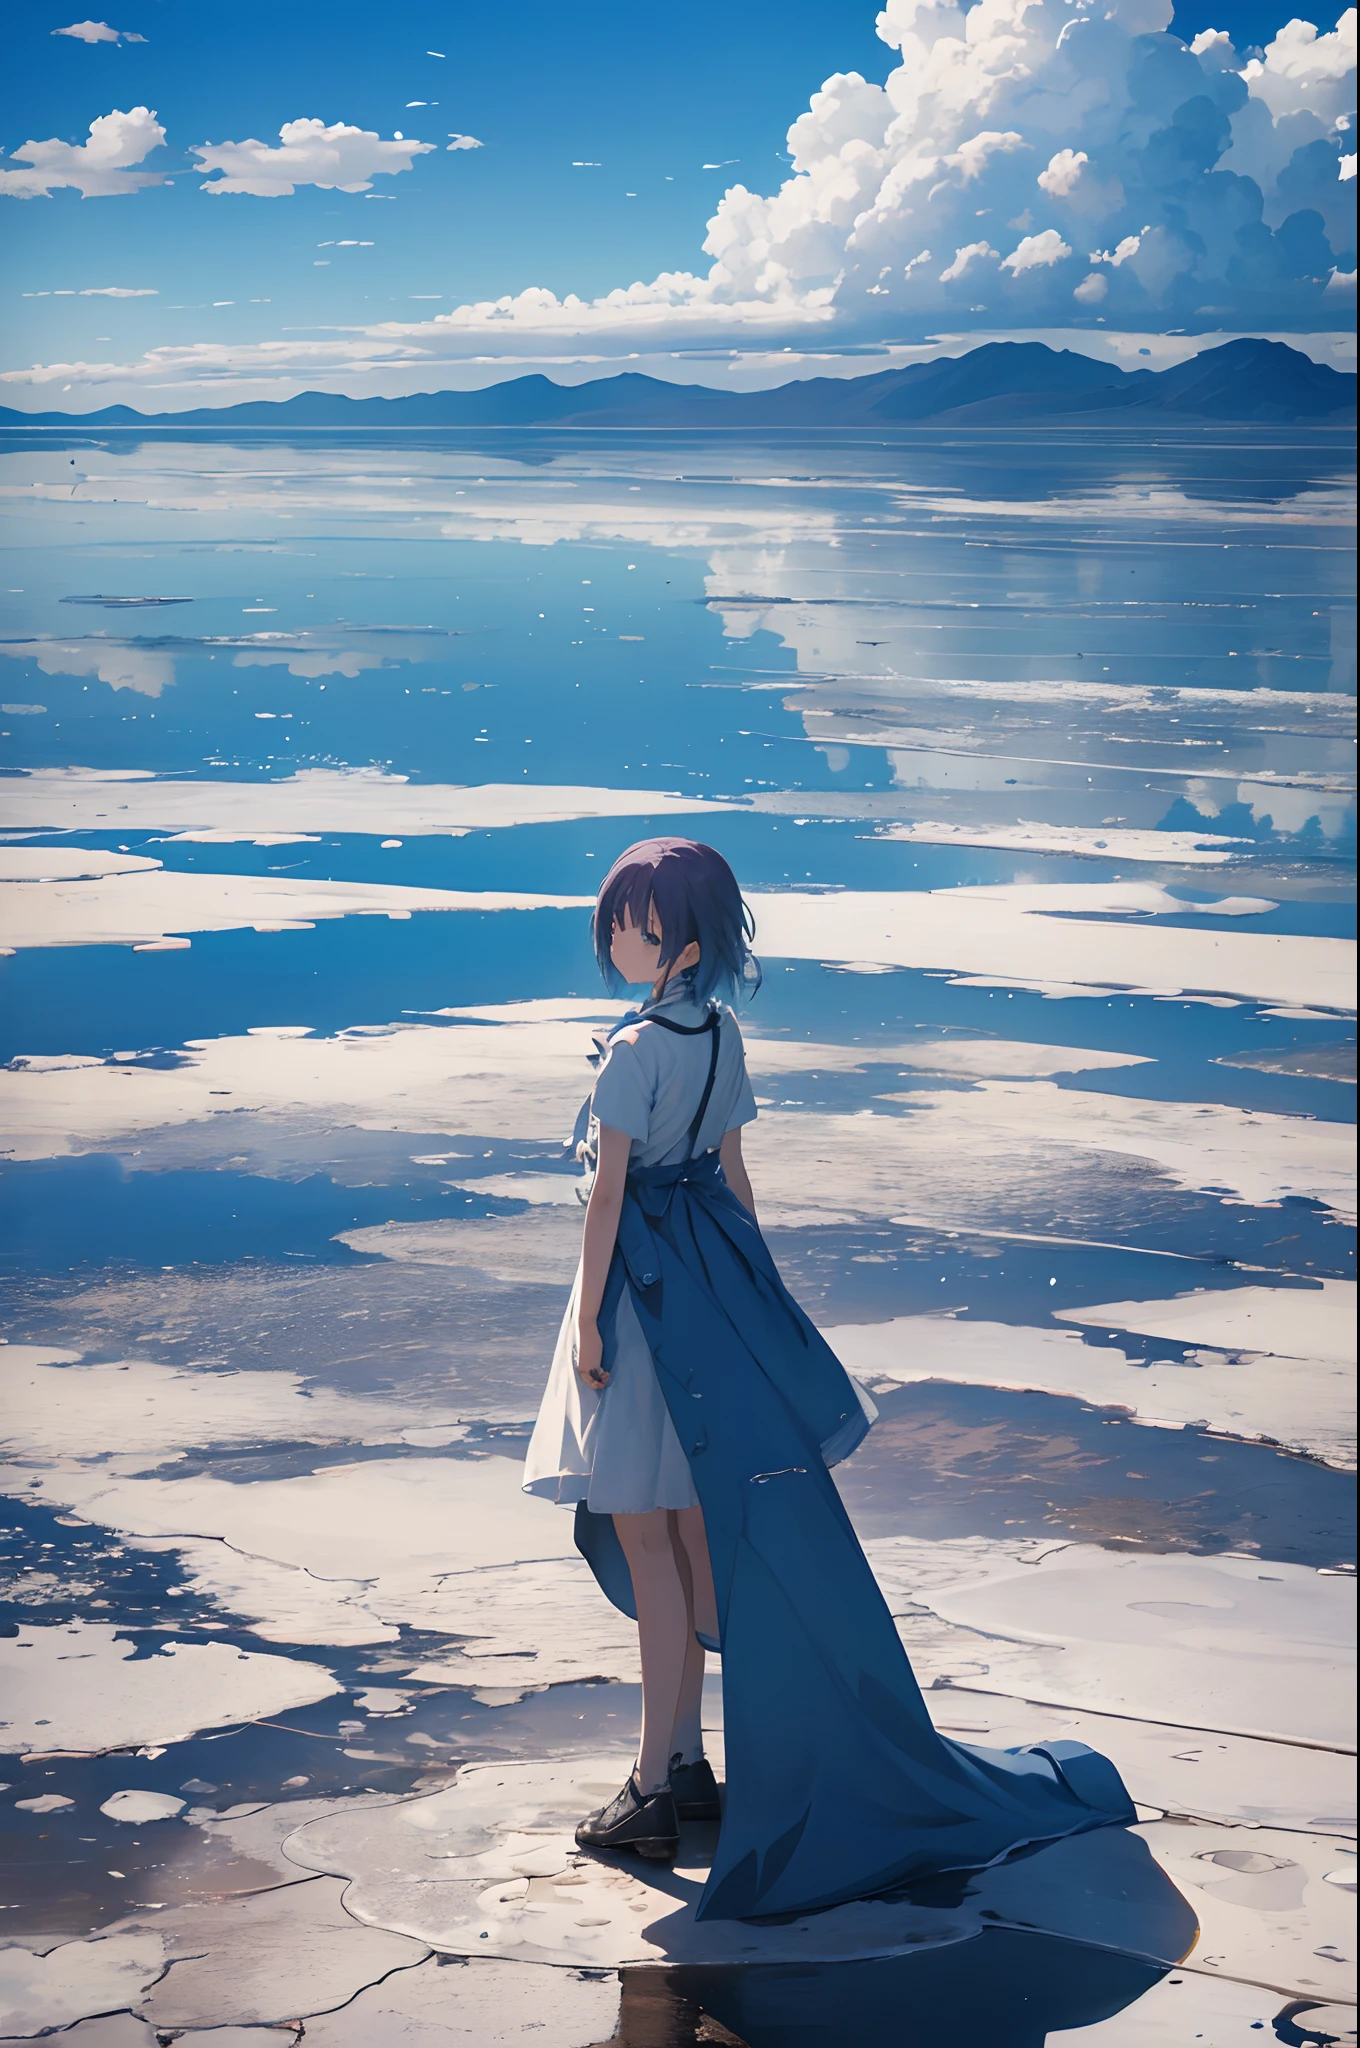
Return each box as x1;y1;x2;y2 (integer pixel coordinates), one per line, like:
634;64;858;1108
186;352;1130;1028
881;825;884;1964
0;426;1354;2044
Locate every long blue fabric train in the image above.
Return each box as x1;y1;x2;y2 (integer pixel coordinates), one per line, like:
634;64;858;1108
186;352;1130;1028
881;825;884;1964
574;1142;1136;1924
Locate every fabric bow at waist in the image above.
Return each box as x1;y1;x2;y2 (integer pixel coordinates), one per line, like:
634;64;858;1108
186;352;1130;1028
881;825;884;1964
613;1149;725;1292
626;1148;723;1206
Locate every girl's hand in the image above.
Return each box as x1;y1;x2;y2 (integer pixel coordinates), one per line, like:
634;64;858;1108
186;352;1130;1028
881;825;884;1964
575;1314;609;1390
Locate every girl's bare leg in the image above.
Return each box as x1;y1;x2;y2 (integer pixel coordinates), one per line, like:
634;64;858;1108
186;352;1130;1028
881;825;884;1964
673;1504;718;1643
613;1509;690;1793
667;1510;706;1766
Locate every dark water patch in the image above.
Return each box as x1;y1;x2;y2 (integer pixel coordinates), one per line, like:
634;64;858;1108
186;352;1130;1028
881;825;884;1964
0;1156;520;1273
1220;1041;1356;1083
1;1256;570;1413
0;1669;645;1943
834;1380;1355;1567
0;1490;195;1632
772;1195;1351;1302
136;1421;532;1486
611;1926;1171;2048
747;961;1358;1067
0;536;798;787
59;595;194;608
0;911;601;1062
1050;1053;1356;1123
1134;900;1356;940
777;1222;1333;1321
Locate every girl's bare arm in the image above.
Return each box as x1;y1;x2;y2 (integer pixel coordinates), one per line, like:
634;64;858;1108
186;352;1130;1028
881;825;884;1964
720;1128;756;1221
575;1122;632;1387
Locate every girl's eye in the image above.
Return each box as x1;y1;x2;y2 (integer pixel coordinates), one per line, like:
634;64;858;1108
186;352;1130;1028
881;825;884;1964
643;930;661;947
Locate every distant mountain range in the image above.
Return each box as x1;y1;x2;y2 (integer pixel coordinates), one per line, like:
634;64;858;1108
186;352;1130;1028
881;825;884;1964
1;338;1353;431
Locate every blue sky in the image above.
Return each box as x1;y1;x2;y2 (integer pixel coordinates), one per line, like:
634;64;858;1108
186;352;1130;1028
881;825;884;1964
2;0;1355;410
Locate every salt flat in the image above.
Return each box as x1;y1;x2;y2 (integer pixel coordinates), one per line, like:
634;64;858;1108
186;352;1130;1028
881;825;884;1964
0;422;1351;2046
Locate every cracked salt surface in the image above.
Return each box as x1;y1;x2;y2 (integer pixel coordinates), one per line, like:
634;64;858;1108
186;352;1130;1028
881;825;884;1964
909;1545;1353;1749
281;1754;1197;1971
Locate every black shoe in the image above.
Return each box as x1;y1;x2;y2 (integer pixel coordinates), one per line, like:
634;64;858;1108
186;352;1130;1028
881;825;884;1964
668;1752;722;1821
575;1773;680;1861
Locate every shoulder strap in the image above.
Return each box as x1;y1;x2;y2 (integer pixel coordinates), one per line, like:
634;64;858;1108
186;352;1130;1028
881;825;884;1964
611;1008;722;1159
685;1013;722;1159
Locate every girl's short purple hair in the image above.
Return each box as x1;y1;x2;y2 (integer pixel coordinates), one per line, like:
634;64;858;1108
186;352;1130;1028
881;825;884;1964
593;838;760;1006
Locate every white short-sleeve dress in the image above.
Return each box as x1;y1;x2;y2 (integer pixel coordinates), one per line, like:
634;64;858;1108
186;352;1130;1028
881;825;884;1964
522;981;758;1515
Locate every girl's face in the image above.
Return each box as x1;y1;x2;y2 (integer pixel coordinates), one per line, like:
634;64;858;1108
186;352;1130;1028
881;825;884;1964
610;901;665;987
610;900;701;990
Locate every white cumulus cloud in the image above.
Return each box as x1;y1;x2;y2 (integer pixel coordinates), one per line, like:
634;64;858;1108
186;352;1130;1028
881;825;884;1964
77;285;157;296
939;240;994;280
4;0;1356;392
0;106;167;199
1000;228;1073;272
396;0;1351;343
1038;148;1089;198
446;134;483;152
1241;10;1357;122
191;118;435;196
51;19;146;41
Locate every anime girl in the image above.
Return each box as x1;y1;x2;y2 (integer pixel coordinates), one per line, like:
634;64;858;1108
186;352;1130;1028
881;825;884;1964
524;838;1134;1922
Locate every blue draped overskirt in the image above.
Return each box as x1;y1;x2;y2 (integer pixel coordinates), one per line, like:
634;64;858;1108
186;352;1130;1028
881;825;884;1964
573;1150;1135;1922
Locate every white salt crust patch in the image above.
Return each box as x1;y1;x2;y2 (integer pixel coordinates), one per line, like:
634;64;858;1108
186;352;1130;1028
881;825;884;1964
446;1171;586;1204
117;1876;430;2030
747;887;1352;1012
0;1011;610;1160
339;1208;584;1285
293;1954;619;2047
1047;1973;1357;2045
0;1933;166;2038
911;1547;1353;1749
1;1452;579;1583
0;849;161;883
280;1754;1195;1973
1146;1821;1356;2002
876;820;1254;865
831;1304;1357;1469
752;1093;1355;1226
100;1790;185;1824
0;2019;164;2048
0;1349;472;1465
1055;1280;1356;1364
0;1624;338;1755
0;868;592;955
0;768;737;841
